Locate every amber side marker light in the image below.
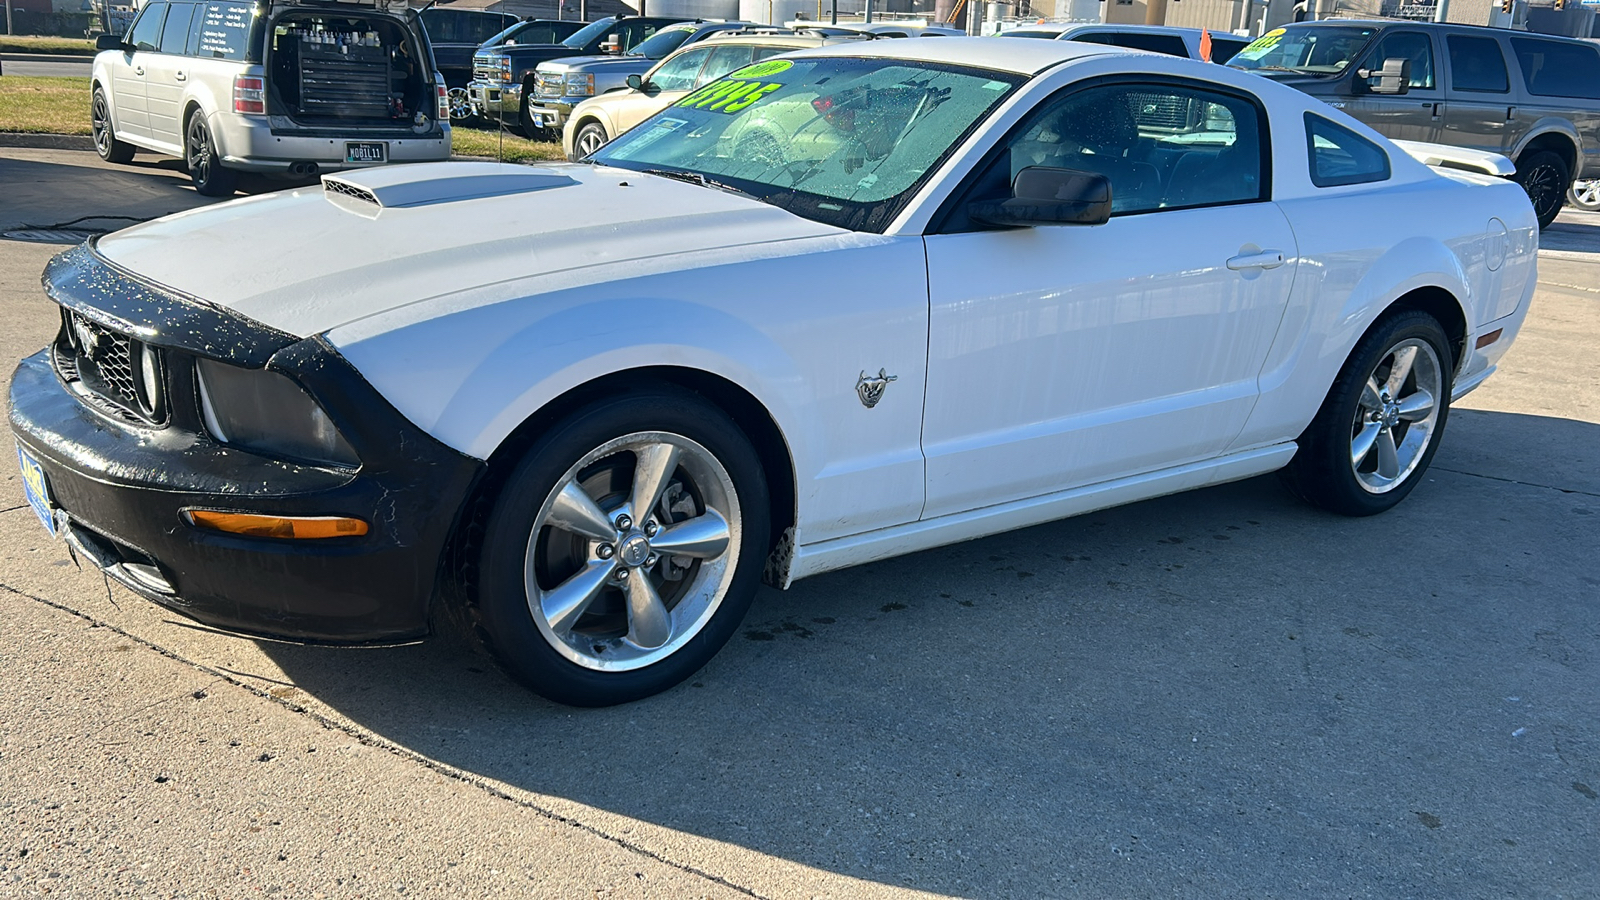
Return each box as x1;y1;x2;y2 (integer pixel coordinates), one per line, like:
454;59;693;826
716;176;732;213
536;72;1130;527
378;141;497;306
1476;329;1504;350
184;510;369;540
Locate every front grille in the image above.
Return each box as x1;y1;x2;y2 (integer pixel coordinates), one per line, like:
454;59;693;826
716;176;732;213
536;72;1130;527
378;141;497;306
55;308;163;426
1127;92;1193;131
474;55;505;81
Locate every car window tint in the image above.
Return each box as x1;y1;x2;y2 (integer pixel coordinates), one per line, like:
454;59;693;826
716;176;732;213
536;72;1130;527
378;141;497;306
648;47;711;92
1306;113;1390;187
128;2;167;51
1363;31;1434;90
698;44;755;87
616;23;660;53
630;26;695;60
1105;33;1190;57
752;45;791;61
158;2;195;54
1211;37;1249;63
1510;38;1600;99
1447;35;1509;93
193;2;254;61
1006;82;1266;214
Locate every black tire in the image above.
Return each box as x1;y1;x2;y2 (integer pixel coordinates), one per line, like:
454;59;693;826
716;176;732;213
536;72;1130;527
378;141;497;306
1514;149;1569;229
570;121;608;160
91;86;136;164
516;84;547;139
185;112;239;197
473;387;770;707
1281;310;1453;517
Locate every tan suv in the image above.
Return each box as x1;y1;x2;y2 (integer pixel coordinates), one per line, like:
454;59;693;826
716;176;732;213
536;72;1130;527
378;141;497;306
561;29;863;161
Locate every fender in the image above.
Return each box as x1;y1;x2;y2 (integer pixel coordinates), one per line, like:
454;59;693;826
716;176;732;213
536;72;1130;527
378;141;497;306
1510;120;1581;167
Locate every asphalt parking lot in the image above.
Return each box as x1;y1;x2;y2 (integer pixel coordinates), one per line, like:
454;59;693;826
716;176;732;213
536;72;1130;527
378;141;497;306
1;147;1596;898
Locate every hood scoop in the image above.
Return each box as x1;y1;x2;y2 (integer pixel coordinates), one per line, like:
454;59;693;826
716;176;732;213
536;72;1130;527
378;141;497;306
322;163;577;214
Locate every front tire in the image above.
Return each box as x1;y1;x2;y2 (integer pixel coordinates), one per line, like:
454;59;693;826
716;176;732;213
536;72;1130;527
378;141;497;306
473;388;770;707
1281;310;1452;517
91;86;136;164
571;121;608;160
1515;150;1569;229
446;86;478;126
185;113;238;197
1569;178;1600;212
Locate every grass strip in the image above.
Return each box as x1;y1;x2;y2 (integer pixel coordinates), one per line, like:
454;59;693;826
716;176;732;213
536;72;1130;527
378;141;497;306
0;75;91;134
0;35;98;56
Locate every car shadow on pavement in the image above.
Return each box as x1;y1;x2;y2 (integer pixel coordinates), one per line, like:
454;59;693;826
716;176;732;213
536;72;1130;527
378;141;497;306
254;409;1600;898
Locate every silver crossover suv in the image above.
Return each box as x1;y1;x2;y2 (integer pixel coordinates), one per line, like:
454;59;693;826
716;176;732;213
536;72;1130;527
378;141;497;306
91;0;450;195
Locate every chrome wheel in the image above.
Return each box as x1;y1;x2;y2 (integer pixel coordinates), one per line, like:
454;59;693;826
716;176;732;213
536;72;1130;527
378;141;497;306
1350;338;1442;494
1570;178;1600;211
447;86;474;121
574;123;608;157
524;431;740;672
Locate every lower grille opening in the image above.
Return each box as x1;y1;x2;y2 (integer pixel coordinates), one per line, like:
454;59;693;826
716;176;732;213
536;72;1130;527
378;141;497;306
66;523;177;596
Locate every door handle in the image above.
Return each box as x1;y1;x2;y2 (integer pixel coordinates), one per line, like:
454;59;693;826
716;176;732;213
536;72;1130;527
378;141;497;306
175;71;186;81
1506;106;1516;121
1227;250;1286;271
135;66;144;76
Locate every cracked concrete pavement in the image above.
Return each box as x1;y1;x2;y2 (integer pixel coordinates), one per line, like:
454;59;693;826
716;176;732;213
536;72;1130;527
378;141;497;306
1;148;1596;898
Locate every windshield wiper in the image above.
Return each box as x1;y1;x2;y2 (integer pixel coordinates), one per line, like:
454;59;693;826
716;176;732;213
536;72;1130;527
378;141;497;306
641;168;763;203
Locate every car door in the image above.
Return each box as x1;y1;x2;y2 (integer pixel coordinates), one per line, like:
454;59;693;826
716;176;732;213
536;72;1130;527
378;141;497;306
1440;33;1515;156
1347;29;1445;143
143;1;197;153
921;79;1298;519
610;46;712;135
111;1;168;142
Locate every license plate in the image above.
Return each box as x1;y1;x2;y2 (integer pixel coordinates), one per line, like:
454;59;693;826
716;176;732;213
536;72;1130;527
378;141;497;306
345;142;387;164
533;114;548;128
16;444;58;538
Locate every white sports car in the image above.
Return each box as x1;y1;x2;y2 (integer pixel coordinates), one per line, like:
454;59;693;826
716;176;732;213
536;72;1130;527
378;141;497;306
11;39;1536;706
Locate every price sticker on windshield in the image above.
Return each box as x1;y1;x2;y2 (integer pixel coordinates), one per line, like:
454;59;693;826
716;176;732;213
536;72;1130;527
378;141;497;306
676;78;785;114
1236;28;1285;61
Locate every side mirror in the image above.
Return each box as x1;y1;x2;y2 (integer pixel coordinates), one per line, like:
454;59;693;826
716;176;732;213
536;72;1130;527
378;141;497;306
1359;57;1412;95
95;33;127;52
968;167;1112;228
601;36;620;55
626;73;644;91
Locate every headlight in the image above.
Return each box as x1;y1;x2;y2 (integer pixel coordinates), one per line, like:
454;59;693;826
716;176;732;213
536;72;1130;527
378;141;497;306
565;74;594;97
195;358;358;467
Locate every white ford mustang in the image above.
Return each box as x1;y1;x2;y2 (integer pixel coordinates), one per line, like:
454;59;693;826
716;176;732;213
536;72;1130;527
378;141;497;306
10;39;1536;706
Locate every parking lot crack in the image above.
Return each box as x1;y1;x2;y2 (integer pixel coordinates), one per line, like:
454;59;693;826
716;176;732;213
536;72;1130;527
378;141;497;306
0;580;769;900
1430;466;1600;499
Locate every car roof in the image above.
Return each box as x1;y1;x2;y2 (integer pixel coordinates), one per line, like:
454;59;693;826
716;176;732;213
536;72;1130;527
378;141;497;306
697;31;853;48
1059;24;1211;39
791;34;1120;75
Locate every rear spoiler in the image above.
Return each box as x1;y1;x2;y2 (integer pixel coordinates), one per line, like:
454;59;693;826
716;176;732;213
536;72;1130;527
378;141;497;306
1393;140;1516;178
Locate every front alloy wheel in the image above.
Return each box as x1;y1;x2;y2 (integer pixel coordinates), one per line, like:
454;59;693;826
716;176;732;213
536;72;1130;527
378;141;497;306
573;121;608;159
1515;150;1569;229
1569;178;1600;212
472;388;769;706
446;86;476;123
92;87;135;164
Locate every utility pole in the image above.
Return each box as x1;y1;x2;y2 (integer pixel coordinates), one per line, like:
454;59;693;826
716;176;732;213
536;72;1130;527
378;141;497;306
863;0;873;24
5;0;14;41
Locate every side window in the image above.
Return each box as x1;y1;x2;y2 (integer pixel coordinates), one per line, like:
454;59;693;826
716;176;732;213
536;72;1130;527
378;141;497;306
193;2;254;61
751;45;788;61
1005;83;1265;215
127;3;167;52
1363;31;1435;90
616;23;659;53
697;44;755;87
647;47;711;92
1510;38;1600;99
1306;113;1391;187
159;3;196;55
517;25;560;45
1107;33;1190;57
1447;36;1509;93
1212;38;1249;63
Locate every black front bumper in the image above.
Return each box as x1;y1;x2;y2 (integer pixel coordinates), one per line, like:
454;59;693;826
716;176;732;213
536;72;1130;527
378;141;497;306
8;244;485;644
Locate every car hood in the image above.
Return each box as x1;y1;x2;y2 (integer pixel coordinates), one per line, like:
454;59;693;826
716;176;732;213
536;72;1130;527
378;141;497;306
93;162;839;340
544;54;653;73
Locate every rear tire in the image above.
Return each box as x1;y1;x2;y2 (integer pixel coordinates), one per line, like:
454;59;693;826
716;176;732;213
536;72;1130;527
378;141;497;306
472;387;770;707
1281;310;1453;517
1515;150;1569;229
91;86;136;164
185;113;239;197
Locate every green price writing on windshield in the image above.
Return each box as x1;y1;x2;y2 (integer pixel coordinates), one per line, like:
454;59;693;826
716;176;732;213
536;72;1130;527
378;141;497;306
675;79;784;114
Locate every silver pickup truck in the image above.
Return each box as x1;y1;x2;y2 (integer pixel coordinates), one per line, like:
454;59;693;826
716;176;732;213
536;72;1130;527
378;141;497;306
1229;20;1600;228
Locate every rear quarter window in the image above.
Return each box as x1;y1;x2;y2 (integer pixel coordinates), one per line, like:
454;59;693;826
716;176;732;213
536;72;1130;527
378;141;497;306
194;1;258;61
1073;32;1190;58
1306;113;1391;188
1510;38;1600;99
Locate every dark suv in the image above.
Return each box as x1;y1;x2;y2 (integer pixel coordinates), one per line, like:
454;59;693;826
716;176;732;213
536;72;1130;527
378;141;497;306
1230;20;1600;227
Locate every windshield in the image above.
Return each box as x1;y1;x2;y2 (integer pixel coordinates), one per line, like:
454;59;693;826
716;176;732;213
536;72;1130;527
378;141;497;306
561;17;617;49
590;57;1023;232
1228;25;1376;76
628;25;695;59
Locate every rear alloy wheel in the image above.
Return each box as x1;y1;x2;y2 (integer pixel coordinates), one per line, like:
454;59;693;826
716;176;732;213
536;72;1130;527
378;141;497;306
185;113;239;197
1281;310;1452;517
91;87;136;164
473;389;770;706
1514;150;1569;229
1569;178;1600;212
572;121;608;160
446;86;477;125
